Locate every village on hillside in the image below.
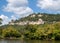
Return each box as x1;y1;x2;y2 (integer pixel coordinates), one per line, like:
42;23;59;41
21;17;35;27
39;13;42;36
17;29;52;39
9;19;44;25
9;14;44;25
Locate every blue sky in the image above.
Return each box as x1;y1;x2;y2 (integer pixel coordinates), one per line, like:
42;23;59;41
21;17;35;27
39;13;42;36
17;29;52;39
0;0;60;25
0;0;44;17
0;0;15;17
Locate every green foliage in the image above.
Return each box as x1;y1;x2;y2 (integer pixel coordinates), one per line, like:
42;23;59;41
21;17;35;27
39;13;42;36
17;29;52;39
2;26;21;38
1;13;60;40
0;18;2;25
23;22;60;40
24;25;37;39
0;22;60;40
14;13;60;23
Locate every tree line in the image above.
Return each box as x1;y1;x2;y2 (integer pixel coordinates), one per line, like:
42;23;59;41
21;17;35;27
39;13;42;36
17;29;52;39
14;13;60;23
0;22;60;40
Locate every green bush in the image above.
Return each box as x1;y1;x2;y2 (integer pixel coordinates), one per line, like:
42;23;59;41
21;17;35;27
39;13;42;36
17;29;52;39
2;26;21;38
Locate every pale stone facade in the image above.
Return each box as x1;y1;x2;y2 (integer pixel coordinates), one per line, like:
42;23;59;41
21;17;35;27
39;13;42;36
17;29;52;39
9;19;44;25
38;14;43;17
31;15;35;17
29;19;44;25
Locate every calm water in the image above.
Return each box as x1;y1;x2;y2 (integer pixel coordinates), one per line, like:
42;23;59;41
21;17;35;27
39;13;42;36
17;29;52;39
0;39;60;43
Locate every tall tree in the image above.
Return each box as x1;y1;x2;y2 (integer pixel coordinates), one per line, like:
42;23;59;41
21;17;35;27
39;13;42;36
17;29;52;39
0;18;2;25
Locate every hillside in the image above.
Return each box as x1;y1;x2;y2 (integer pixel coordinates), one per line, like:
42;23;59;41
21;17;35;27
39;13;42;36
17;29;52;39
14;13;60;23
1;13;60;40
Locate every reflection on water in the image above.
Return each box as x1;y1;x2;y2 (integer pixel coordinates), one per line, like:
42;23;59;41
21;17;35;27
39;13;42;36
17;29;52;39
0;39;60;43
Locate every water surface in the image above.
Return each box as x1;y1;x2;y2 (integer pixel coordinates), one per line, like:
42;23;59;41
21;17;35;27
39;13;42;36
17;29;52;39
0;39;60;43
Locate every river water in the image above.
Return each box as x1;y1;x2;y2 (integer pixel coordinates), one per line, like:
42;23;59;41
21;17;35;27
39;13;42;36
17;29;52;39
0;39;60;43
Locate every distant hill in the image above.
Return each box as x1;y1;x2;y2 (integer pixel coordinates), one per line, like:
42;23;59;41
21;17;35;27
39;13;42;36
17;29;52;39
14;13;60;22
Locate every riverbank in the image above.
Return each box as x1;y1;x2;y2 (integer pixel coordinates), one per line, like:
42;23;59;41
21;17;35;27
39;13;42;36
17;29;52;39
0;39;59;43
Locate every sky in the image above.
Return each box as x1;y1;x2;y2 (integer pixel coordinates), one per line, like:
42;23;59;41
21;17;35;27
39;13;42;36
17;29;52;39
0;0;60;25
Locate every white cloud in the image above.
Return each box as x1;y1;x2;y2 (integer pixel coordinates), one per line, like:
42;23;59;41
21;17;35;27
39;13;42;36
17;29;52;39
2;0;33;25
0;15;8;19
6;0;28;6
37;0;60;11
0;15;18;25
4;0;33;17
0;15;9;25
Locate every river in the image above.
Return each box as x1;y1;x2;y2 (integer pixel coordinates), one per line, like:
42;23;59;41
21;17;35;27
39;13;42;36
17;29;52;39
0;39;60;43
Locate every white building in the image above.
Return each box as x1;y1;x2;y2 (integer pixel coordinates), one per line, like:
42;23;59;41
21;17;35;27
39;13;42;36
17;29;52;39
31;15;35;17
38;14;43;17
9;19;44;25
29;19;44;25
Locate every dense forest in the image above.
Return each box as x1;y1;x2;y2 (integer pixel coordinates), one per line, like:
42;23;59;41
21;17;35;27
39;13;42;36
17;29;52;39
0;13;60;40
0;22;60;40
